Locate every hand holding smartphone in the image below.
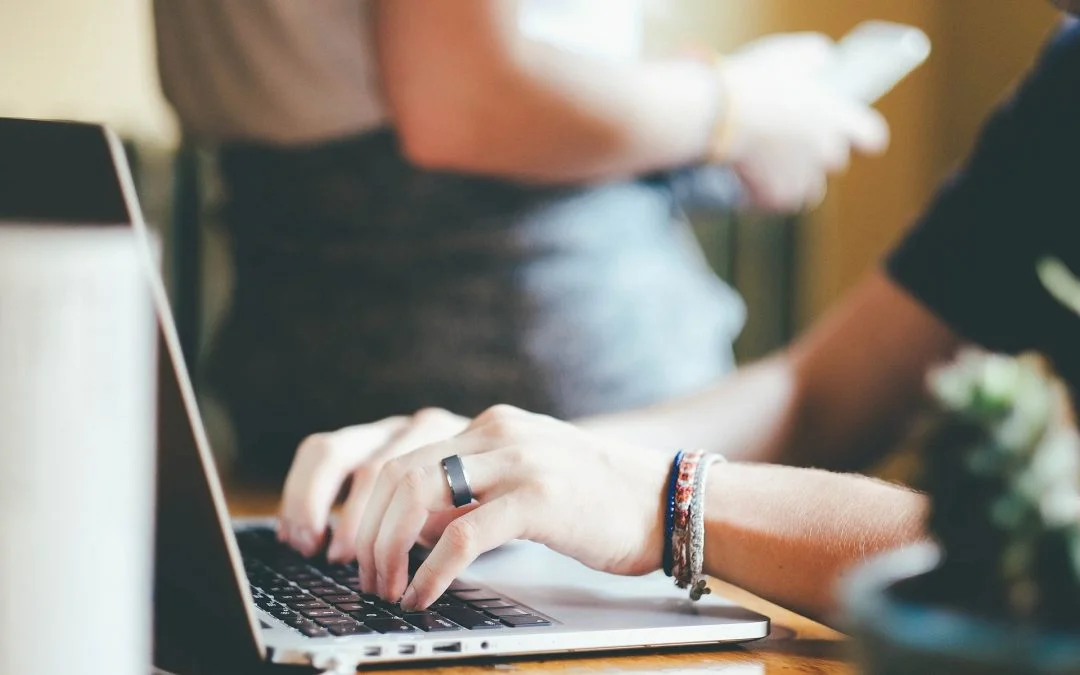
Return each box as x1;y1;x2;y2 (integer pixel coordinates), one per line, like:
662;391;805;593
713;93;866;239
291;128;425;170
819;20;932;105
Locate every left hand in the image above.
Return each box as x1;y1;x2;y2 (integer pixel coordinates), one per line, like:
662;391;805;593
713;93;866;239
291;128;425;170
351;405;673;611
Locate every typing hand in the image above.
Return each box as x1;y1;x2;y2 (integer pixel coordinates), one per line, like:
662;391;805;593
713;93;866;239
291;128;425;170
348;405;671;610
720;32;890;212
277;408;469;561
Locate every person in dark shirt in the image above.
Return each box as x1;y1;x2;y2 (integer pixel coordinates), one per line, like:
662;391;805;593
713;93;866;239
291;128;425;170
270;8;1080;622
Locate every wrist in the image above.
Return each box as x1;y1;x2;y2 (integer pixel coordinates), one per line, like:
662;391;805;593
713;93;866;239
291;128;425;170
704;55;739;164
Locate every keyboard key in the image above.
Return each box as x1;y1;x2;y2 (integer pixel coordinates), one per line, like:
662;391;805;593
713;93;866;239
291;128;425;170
330;623;374;636
298;624;329;638
277;564;311;575
470;600;512;610
300;608;340;619
291;572;323;582
323;594;362;604
403;613;461;632
314;615;356;628
310;586;348;597
448;580;480;592
335;602;366;612
364;618;418;634
451;590;501;602
269;607;296;619
275;592;310;602
289;600;330;610
297;578;332;589
485;606;529;617
437;607;504;630
349;608;393;620
500;614;552;628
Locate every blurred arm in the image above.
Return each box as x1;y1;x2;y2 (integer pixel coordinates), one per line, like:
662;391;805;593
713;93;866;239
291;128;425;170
578;271;961;470
374;0;719;183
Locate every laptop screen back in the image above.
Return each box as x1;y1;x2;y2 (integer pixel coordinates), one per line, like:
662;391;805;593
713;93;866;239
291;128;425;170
0;117;129;224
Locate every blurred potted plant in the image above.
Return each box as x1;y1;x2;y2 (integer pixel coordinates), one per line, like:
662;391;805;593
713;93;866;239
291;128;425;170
843;341;1080;674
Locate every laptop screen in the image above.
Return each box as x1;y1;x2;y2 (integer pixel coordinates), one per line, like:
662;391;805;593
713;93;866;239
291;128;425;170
0;117;130;224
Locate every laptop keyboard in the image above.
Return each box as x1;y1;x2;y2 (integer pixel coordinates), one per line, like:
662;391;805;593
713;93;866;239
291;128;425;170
236;526;552;639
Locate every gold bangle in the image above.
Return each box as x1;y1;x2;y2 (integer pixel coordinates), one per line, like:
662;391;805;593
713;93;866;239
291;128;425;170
707;54;738;163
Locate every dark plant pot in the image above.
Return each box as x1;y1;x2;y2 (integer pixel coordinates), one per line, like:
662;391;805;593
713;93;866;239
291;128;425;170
842;545;1080;675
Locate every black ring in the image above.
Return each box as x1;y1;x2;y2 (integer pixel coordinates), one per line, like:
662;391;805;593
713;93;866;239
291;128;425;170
440;455;474;508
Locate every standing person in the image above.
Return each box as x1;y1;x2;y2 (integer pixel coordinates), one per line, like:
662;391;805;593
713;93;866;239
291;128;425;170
154;0;888;483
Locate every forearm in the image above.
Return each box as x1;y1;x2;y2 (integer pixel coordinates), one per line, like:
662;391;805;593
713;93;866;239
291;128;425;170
402;50;719;183
704;462;927;623
578;273;961;469
577;357;800;463
377;0;719;183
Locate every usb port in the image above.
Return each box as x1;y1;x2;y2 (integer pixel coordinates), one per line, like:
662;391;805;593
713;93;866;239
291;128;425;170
363;646;381;657
433;642;462;653
398;645;417;655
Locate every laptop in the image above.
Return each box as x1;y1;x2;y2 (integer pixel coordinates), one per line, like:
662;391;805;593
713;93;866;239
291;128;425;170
0;117;769;673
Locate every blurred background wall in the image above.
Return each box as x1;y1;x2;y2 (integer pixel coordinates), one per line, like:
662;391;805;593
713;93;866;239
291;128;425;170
0;0;1061;356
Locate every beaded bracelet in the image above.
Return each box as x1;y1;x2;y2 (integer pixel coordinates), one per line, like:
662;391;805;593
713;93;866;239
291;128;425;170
662;450;685;577
671;450;705;587
667;450;726;600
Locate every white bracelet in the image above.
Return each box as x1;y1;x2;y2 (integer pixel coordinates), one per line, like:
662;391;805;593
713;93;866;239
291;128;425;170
688;453;726;601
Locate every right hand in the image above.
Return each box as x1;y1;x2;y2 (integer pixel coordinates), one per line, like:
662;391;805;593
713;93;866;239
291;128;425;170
719;32;890;212
277;408;469;561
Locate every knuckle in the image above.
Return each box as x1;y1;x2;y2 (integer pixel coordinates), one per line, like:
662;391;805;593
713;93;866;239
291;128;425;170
444;518;480;554
479;404;526;438
502;444;529;467
401;466;431;501
412;407;450;425
482;404;521;422
296;432;330;457
381;455;410;481
526;475;559;503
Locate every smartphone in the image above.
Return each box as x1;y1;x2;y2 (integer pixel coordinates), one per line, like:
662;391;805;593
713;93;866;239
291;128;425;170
820;20;932;104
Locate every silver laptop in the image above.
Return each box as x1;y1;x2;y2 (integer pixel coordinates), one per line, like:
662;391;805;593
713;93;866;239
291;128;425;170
3;118;769;673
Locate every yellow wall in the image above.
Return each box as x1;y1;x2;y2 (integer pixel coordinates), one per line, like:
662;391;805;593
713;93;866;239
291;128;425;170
652;0;1059;327
0;0;176;144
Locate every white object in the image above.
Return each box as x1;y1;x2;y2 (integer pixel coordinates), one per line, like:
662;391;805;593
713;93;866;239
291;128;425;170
0;225;156;674
821;20;932;104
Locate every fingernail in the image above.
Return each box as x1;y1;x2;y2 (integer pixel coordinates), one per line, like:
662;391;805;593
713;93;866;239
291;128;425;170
400;586;418;612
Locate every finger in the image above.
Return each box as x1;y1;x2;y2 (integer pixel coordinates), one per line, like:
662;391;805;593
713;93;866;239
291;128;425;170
400;499;526;612
818;135;850;174
326;412;461;561
325;469;377;562
353;430;497;594
279;418;406;556
371;452;507;601
418;504;478;549
840;104;890;155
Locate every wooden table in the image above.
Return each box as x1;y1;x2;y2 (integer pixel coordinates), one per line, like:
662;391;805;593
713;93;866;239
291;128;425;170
228;488;855;675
